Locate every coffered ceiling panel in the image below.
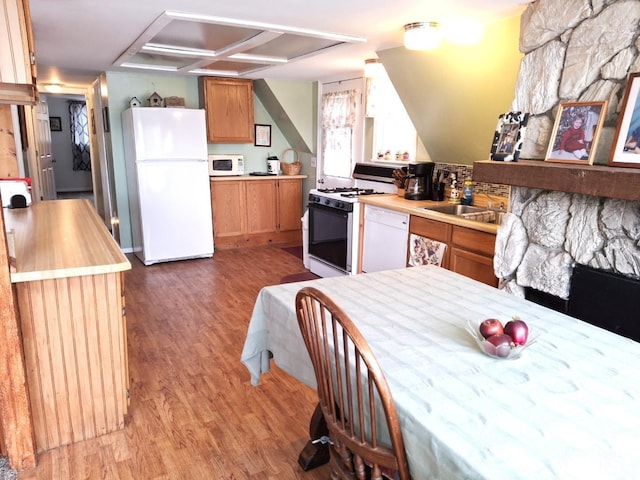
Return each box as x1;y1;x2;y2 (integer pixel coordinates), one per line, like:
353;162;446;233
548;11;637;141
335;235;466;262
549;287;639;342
113;10;366;77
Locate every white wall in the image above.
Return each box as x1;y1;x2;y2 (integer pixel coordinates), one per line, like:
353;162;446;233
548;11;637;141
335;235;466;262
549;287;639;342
45;94;93;193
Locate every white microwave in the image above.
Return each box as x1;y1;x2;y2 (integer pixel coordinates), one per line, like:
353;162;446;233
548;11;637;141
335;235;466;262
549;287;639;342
209;154;244;176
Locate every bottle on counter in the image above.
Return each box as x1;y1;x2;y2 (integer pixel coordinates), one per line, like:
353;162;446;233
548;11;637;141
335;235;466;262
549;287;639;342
461;176;473;205
448;172;460;204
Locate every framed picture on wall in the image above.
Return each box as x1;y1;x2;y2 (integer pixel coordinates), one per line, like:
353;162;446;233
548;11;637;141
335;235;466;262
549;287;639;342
254;124;271;147
489;111;529;162
49;116;62;131
545;101;607;165
610;72;640;167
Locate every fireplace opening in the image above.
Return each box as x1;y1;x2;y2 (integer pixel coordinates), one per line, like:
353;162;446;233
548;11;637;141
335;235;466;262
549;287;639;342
526;264;640;343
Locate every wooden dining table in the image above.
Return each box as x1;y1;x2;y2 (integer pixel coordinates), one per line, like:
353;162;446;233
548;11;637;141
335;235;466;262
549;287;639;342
241;265;640;479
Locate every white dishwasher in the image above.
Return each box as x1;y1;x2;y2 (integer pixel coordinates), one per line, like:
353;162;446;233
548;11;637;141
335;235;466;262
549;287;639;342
362;205;409;273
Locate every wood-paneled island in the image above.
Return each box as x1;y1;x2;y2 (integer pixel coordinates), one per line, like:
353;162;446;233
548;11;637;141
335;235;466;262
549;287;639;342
4;199;131;453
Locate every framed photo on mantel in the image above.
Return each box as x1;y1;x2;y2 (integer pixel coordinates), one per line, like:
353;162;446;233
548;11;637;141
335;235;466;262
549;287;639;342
546;101;606;165
489;111;529;162
610;72;640;168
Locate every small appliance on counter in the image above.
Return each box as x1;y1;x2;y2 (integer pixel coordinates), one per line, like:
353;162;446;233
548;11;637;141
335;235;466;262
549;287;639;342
404;162;435;200
209;154;244;176
266;155;280;174
0;179;32;208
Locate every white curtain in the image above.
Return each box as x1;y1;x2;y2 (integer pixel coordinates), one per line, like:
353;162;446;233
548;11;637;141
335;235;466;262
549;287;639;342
321;90;358;178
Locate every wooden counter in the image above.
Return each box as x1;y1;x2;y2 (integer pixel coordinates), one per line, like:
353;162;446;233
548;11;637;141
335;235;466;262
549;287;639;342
5;199;130;283
210;175;307;249
357;194;500;234
210;173;306;182
4;199;131;452
357;194;500;286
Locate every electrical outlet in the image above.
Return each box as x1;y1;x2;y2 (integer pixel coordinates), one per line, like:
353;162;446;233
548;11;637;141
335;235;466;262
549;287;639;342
310;156;317;167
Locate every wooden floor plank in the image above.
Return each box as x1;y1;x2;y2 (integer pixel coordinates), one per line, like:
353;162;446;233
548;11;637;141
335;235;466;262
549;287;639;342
18;245;329;479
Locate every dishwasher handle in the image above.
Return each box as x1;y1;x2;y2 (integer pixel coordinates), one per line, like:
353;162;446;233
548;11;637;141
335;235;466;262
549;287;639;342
365;206;409;230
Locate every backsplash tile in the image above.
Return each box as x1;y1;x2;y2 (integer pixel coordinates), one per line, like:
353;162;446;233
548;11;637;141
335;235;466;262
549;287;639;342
434;162;510;198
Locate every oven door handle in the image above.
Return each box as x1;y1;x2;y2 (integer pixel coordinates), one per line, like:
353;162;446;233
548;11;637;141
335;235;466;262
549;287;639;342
308;202;350;216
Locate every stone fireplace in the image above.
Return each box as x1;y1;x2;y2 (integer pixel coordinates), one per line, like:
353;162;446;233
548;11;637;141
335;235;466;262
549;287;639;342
494;187;640;300
480;0;640;341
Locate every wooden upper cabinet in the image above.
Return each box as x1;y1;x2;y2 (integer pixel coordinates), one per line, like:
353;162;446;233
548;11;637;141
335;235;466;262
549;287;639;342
199;77;254;143
0;0;37;105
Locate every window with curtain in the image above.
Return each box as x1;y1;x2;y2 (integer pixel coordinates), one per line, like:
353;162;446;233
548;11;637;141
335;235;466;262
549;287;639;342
366;74;417;161
68;101;91;171
321;89;358;178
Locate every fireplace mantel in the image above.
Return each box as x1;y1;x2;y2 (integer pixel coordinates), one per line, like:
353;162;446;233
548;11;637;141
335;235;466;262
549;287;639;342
473;160;640;202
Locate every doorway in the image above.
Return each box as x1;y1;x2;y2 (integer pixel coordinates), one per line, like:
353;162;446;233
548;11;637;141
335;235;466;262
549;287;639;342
43;93;94;202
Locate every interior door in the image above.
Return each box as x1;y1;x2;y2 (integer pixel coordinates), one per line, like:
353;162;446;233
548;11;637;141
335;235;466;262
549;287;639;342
34;96;56;200
317;77;364;188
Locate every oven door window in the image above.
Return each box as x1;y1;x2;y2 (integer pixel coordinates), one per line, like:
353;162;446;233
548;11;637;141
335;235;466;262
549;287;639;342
309;204;350;272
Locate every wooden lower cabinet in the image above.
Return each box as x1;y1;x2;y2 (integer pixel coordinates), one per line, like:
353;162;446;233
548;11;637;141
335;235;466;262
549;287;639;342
211;177;303;249
409;216;452;268
409;215;498;287
15;272;128;452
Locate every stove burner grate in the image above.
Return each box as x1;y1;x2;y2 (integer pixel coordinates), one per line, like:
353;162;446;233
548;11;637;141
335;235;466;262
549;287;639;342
340;189;386;198
317;187;359;193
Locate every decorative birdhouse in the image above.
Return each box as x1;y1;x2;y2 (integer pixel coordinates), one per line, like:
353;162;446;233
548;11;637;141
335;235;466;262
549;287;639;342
129;97;141;108
148;92;163;107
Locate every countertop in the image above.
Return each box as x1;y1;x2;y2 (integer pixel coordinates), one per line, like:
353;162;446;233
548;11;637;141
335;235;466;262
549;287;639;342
358;194;500;234
4;199;131;283
210;174;307;181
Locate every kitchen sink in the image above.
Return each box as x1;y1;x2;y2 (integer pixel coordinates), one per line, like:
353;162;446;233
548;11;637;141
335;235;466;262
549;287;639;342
422;204;507;225
422;204;487;215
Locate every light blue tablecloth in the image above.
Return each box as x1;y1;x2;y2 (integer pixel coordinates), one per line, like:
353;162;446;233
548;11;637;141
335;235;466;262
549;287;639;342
241;265;640;479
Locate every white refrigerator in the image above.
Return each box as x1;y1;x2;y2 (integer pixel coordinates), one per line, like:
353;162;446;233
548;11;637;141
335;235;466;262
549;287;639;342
122;107;214;265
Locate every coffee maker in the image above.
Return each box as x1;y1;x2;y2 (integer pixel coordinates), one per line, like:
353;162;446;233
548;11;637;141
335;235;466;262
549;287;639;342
404;162;435;200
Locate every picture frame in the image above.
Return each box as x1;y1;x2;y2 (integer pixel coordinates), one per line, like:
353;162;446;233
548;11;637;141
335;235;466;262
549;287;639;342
545;101;606;165
490;111;529;162
254;124;271;147
49;116;62;132
610;72;640;167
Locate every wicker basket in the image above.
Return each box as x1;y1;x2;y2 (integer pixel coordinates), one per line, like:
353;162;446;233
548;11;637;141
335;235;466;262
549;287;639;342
281;148;301;175
281;162;302;175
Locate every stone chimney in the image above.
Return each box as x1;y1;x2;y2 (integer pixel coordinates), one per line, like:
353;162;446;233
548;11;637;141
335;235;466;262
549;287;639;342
494;0;640;300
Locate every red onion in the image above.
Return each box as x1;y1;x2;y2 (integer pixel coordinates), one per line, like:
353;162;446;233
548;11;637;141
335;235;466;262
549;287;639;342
504;318;529;345
486;333;514;357
479;318;504;339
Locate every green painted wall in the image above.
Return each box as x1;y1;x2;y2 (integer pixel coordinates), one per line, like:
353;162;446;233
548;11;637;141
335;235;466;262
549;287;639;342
264;79;317;152
104;71;293;250
378;14;522;165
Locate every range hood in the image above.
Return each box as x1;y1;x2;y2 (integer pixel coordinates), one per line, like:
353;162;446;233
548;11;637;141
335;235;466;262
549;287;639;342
352;162;404;184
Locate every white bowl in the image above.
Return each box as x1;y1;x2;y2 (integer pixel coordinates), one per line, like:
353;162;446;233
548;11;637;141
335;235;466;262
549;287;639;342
465;320;537;359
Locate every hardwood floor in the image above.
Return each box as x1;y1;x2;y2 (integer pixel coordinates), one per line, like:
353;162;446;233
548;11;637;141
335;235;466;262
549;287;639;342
18;246;330;479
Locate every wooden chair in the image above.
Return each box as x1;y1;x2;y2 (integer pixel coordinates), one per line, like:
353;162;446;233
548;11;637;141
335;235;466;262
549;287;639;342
295;287;411;480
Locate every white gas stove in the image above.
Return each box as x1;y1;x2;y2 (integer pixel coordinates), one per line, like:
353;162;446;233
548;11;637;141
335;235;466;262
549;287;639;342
307;163;400;277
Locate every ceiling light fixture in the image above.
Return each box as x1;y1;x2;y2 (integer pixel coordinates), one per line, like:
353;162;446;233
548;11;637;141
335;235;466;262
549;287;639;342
403;22;442;50
141;44;218;58
42;83;64;93
364;58;385;78
119;63;179;72
228;53;289;64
